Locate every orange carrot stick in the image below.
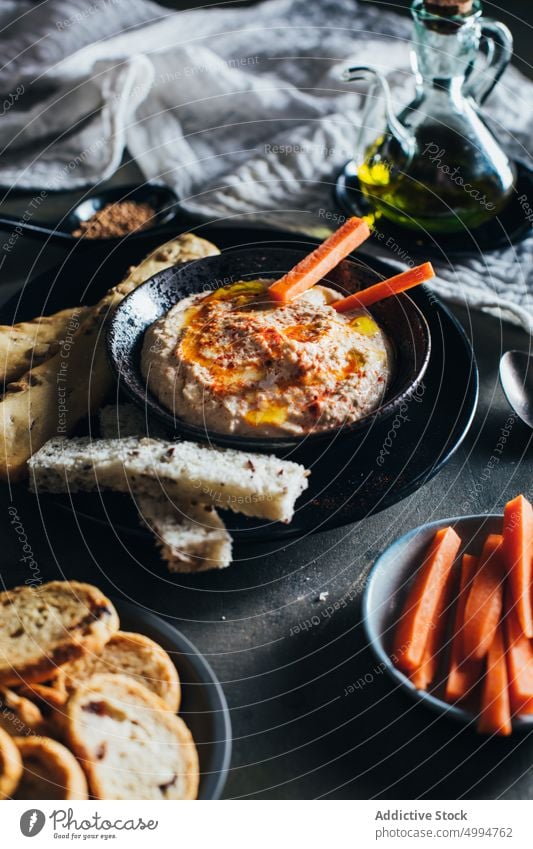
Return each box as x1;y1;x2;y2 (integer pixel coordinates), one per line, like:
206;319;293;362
463;535;505;661
504;591;533;714
393;526;462;674
477;622;512;736
503;494;533;638
269;217;370;303
445;554;483;703
409;556;456;692
333;262;435;312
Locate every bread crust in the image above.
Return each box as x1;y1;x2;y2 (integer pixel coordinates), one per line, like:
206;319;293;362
13;735;88;800
0;581;119;686
17;675;70;742
0;687;44;736
66;673;199;800
0;306;90;385
17;673;69;711
0;726;23;798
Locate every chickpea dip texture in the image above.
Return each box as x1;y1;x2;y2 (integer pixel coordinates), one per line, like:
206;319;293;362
141;279;392;437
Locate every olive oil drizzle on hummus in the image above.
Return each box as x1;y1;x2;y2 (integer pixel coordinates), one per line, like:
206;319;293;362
146;279;390;435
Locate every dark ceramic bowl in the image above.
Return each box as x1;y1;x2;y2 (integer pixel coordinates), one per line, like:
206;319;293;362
66;183;179;241
0;183;180;245
107;247;431;452
363;514;533;730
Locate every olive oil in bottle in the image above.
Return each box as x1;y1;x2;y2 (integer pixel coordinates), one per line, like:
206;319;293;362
349;0;515;234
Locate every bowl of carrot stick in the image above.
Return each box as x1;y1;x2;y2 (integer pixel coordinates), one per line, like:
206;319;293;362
363;494;533;735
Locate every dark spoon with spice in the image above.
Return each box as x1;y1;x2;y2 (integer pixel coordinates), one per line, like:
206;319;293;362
0;183;180;242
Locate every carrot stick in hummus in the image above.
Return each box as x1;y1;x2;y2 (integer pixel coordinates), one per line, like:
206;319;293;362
268;217;370;303
333;262;435;312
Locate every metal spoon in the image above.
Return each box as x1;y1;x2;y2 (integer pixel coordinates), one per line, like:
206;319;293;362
499;350;533;428
0;183;180;242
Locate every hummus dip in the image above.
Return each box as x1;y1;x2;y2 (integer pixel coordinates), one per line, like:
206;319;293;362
141;279;391;437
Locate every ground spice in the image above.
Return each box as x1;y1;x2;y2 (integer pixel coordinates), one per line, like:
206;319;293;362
72;200;156;239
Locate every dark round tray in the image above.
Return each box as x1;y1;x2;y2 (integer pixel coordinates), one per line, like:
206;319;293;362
2;225;478;543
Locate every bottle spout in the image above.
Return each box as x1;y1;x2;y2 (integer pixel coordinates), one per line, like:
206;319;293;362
343;65;415;159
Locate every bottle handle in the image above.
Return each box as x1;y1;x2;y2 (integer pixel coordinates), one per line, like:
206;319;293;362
464;19;513;105
343;66;415;162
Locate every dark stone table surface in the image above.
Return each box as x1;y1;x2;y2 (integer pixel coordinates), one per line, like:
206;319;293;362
0;0;532;791
0;184;530;799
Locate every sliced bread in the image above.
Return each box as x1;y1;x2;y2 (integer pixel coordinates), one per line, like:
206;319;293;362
0;726;23;798
65;673;199;800
98;407;232;571
13;735;88;800
0;582;119;686
139;496;232;572
61;631;180;711
29;436;309;523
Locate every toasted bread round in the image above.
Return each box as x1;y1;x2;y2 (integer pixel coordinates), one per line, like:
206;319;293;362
0;688;44;737
0;726;23;798
61;631;180;711
65;674;198;800
13;735;88;800
0;581;119;686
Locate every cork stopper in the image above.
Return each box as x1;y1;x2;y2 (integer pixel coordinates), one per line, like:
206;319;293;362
424;0;474;15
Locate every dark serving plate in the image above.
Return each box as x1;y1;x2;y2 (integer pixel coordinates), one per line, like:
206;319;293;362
0;225;478;542
0;590;231;798
107;247;431;452
335;157;533;260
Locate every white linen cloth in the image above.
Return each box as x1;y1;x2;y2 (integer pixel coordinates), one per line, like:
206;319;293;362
0;0;531;331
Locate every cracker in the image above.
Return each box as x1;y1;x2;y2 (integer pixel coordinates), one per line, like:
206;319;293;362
61;631;180;712
0;581;119;686
13;735;88;800
65;673;199;800
0;726;23;798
